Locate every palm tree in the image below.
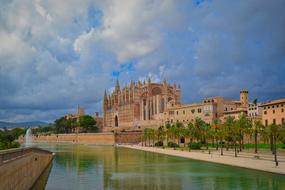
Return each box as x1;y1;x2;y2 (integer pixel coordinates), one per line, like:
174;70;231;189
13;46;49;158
266;123;285;166
236;113;250;152
143;128;150;146
252;120;264;154
157;126;165;146
180;126;188;148
187;122;195;151
165;123;171;145
193;117;204;143
150;128;155;146
201;123;211;150
212;118;221;150
224;116;238;157
216;123;227;155
175;122;184;145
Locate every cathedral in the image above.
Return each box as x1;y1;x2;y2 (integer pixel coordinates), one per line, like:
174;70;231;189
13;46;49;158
103;79;181;130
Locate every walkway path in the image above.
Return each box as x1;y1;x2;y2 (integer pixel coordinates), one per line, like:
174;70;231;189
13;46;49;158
121;145;285;175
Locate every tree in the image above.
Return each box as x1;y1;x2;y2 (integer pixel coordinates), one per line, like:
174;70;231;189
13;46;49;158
187;122;195;151
266;123;285;166
252;120;264;154
175;122;184;145
236;113;251;151
165;123;171;145
224;116;239;157
0;129;21;150
55;117;73;133
78;115;97;132
212;118;221;150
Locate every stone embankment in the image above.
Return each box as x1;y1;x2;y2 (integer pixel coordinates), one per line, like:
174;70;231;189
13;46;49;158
18;132;142;145
0;147;54;190
122;145;285;175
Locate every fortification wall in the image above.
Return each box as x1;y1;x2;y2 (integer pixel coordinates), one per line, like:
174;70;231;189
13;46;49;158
115;132;142;144
29;133;116;145
0;148;53;190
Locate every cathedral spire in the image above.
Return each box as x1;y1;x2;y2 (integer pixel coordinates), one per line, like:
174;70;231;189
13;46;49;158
104;90;107;100
115;79;120;92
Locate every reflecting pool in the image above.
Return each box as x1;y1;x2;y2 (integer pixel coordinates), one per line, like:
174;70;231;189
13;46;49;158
36;144;285;190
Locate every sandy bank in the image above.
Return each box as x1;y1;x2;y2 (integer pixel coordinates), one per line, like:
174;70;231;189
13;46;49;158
121;145;285;175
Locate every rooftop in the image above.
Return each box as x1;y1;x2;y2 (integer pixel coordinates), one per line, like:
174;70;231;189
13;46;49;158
260;98;285;107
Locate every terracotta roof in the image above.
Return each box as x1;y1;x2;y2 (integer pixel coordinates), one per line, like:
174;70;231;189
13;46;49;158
260;98;285;107
223;108;247;114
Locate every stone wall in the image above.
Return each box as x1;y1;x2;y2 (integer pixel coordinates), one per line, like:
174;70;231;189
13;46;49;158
19;132;142;145
30;133;116;145
0;148;53;190
115;131;142;144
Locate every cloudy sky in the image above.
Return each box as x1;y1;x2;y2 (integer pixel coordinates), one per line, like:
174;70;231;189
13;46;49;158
0;0;285;122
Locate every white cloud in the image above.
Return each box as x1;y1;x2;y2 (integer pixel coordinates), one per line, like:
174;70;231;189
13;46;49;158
74;0;179;62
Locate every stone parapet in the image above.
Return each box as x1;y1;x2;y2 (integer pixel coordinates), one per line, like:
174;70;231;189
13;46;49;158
0;147;54;190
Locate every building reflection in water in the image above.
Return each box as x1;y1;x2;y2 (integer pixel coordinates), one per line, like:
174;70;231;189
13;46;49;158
36;144;285;190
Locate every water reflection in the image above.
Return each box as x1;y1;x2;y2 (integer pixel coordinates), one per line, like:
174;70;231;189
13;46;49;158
31;162;52;190
36;144;285;190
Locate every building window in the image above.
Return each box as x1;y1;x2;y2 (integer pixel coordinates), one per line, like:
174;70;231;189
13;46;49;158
277;105;279;108
265;120;268;126
282;118;284;124
191;109;195;114
198;108;202;113
272;105;275;108
264;111;267;115
273;110;275;114
273;119;276;125
183;110;185;114
282;108;284;113
176;111;179;115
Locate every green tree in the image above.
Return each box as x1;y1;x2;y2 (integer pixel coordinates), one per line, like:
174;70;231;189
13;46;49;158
224;116;239;157
187;122;195;151
0;128;21;150
266;124;285;166
78;115;97;132
236;113;251;151
252;120;265;154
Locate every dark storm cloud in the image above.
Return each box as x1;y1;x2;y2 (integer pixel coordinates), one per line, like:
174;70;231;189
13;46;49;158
0;0;284;122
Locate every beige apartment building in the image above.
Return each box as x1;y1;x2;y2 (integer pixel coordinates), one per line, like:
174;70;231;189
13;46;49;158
260;98;285;126
248;102;262;120
165;90;249;125
164;102;218;125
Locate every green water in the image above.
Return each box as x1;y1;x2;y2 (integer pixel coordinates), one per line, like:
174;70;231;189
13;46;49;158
36;144;285;190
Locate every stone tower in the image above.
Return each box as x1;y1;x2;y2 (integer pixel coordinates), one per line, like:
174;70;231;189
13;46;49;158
240;90;249;106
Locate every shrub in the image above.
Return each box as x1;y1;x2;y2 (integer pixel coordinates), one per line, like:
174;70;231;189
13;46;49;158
155;141;163;147
188;142;202;150
168;141;179;148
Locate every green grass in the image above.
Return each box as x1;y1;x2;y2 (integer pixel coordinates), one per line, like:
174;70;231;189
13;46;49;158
191;143;285;149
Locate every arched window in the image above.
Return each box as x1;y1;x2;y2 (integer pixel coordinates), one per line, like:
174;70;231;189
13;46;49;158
115;115;119;127
160;98;165;113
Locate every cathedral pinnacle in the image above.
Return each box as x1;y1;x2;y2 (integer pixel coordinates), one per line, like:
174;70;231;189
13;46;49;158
115;79;120;91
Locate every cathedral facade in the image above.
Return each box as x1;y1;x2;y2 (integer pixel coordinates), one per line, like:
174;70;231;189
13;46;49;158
103;79;181;131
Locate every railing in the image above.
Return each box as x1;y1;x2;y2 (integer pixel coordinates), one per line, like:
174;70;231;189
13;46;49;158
0;147;52;165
